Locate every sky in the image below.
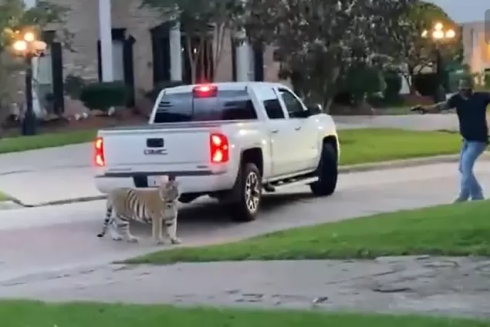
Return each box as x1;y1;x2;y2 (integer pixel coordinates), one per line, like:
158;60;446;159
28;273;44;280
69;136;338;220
427;0;488;23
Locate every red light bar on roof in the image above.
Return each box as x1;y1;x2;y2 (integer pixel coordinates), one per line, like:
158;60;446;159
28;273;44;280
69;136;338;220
193;84;217;98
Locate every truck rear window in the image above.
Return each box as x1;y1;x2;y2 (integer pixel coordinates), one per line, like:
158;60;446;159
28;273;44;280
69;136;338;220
153;89;258;123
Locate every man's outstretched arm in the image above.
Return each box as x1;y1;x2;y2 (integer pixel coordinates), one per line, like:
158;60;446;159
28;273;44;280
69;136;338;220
411;98;455;114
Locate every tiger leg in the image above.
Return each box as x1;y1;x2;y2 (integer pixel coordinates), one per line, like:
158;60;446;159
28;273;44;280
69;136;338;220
97;198;114;238
165;214;181;244
152;216;165;245
108;216;123;241
113;215;138;243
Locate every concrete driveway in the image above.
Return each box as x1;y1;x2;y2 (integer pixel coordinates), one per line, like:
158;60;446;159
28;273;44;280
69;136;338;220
0;161;483;280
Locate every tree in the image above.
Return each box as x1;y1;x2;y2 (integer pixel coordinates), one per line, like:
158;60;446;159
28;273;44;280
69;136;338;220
142;0;246;84
245;0;415;110
0;0;69;126
386;0;462;93
0;0;70;51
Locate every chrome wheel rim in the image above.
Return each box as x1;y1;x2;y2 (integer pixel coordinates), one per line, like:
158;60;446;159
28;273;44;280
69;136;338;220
245;172;260;213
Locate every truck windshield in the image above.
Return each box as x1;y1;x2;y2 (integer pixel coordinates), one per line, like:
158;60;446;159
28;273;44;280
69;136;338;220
153;89;258;123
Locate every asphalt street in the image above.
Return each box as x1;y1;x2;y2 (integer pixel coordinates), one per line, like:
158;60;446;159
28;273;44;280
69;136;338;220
0;161;484;280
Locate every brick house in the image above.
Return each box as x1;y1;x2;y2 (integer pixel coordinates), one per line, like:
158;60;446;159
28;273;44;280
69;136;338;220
30;0;283;115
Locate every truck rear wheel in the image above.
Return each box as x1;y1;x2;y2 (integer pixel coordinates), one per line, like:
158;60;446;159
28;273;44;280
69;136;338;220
310;143;338;196
226;162;262;222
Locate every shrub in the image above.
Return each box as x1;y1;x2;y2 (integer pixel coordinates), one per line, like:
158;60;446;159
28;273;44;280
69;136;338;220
64;74;86;100
413;73;438;96
80;81;129;112
339;66;385;104
145;80;185;102
383;70;402;100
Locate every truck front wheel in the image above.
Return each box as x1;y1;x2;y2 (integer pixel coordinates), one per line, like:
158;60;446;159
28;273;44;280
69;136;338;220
225;162;262;222
310;143;338;196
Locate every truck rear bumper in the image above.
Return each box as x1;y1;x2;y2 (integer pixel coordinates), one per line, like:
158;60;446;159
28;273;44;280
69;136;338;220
94;170;236;195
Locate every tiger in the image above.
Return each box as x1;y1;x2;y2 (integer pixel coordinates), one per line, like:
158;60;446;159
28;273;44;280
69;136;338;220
96;175;182;245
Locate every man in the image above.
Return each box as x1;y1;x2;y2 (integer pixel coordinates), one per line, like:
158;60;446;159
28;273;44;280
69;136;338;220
411;79;490;202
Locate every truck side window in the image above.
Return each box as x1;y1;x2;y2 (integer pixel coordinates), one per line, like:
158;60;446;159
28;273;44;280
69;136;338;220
278;89;306;118
263;99;285;119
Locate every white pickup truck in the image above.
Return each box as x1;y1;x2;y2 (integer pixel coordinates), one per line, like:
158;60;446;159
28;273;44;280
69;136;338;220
94;82;339;221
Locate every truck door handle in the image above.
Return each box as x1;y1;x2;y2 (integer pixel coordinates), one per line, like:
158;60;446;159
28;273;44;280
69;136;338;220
295;126;301;131
271;129;279;134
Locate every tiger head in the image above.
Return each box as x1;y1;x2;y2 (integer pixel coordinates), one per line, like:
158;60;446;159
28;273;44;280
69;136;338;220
158;175;180;203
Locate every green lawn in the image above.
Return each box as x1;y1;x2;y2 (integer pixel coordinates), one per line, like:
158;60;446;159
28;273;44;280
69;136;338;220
1;300;487;327
0;128;461;162
338;129;462;166
0;130;96;154
126;200;490;265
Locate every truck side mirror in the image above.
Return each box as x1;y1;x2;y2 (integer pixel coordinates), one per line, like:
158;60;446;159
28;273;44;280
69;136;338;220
307;104;322;115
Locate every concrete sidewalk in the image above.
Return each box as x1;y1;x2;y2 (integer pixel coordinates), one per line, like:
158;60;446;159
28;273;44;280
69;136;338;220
0;143;90;175
0;166;102;206
1;256;489;318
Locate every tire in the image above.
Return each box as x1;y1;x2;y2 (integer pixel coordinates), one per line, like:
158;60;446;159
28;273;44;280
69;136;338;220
226;162;262;222
310;143;338;196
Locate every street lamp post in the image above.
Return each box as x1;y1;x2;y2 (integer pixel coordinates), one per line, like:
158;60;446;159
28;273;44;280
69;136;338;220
12;31;47;136
422;22;456;102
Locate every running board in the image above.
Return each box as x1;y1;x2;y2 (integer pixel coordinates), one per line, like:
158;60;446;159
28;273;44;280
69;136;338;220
263;176;318;192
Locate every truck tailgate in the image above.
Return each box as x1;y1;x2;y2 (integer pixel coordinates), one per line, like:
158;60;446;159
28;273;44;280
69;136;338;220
100;127;214;168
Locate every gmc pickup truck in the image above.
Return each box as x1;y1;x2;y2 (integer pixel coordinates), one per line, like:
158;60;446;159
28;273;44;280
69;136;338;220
94;82;339;222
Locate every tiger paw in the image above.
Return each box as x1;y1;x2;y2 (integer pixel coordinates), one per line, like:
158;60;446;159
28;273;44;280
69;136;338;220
154;238;166;246
111;235;123;241
126;236;139;243
170;237;182;245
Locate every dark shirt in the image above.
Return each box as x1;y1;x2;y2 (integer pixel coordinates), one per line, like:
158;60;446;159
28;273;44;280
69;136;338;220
446;92;490;143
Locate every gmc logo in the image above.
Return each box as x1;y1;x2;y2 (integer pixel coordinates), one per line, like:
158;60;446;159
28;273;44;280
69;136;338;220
144;149;166;155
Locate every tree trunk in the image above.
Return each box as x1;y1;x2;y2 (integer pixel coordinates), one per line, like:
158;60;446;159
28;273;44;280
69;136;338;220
322;67;340;113
185;36;196;84
407;66;416;94
212;24;226;81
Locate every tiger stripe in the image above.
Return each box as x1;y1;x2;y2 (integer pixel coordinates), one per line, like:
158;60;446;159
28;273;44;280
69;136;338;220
97;177;181;245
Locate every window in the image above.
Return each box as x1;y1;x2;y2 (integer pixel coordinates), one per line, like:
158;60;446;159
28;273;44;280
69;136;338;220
263;98;285;119
153;89;257;123
278;89;306;118
112;40;125;82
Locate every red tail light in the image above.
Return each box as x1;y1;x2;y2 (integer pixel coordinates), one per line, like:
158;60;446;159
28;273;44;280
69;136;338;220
94;137;105;167
209;133;229;163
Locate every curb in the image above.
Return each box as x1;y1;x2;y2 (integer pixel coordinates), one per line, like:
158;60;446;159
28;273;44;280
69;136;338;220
340;154;460;173
0;201;24;210
0;195;107;210
34;195;107;207
4;153;489;209
27;195;107;208
340;152;490;174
